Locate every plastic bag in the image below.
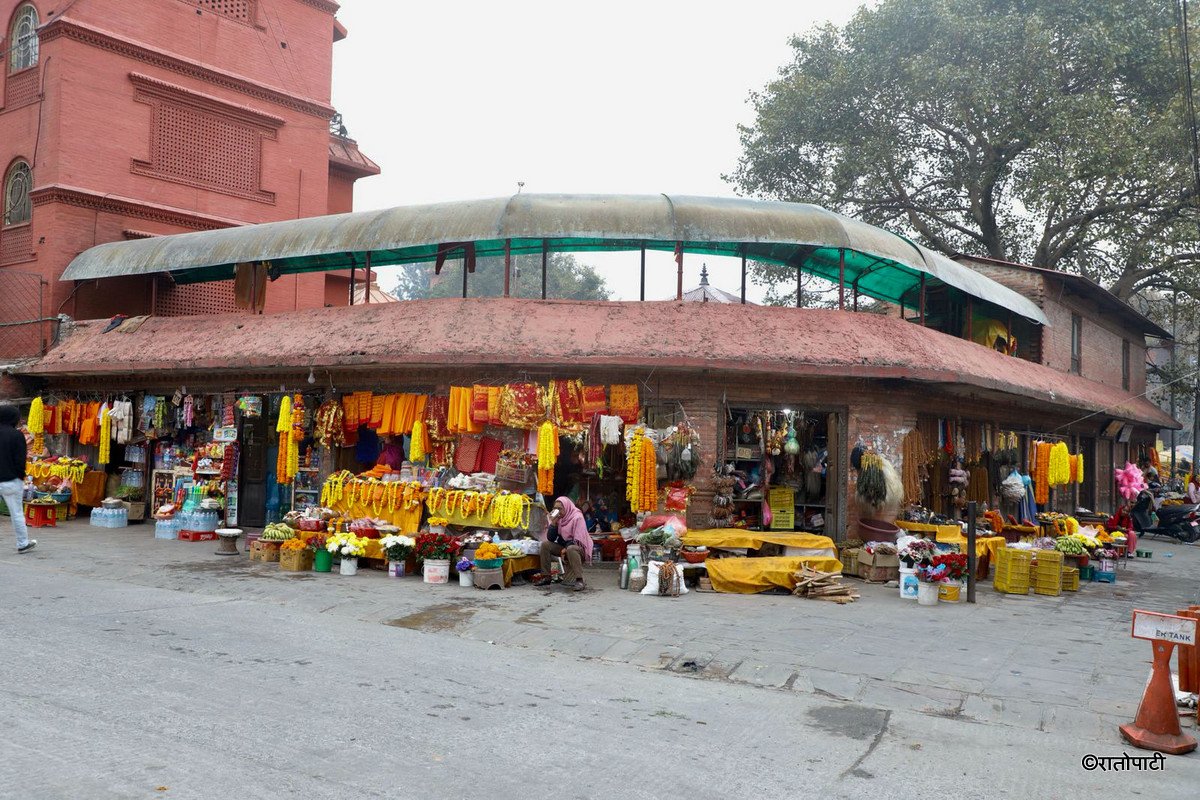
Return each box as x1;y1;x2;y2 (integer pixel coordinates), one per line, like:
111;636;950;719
640;560;688;596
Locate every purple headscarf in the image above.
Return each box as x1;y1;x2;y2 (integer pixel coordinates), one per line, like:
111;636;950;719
554;497;594;563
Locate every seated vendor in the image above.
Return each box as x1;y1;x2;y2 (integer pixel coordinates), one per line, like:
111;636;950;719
377;435;404;471
535;497;593;592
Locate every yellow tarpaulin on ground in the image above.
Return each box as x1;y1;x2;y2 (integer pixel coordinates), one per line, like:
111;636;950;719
705;556;843;594
683;529;836;554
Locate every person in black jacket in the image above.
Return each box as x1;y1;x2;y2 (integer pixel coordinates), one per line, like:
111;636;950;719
0;404;35;553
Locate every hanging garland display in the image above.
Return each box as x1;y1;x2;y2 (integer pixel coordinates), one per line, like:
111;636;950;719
410;419;427;462
625;428;658;513
27;396;45;454
856;452;887;508
275;395;293;485
1047;441;1071;487
537;420;559;495
98;406;112;465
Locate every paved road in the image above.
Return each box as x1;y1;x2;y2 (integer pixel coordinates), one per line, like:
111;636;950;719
2;523;1199;798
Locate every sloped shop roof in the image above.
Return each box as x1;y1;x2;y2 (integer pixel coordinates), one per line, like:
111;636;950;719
22;298;1171;428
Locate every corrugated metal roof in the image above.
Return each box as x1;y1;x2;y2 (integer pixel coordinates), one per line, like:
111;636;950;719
61;193;1049;325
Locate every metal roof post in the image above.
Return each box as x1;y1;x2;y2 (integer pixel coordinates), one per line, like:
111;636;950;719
676;241;683;301
542;239;548;300
796;264;802;308
919;274;926;325
740;249;747;305
640;243;646;302
364;252;372;305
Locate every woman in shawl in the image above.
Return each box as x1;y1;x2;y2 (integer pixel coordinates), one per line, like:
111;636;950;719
535;497;594;591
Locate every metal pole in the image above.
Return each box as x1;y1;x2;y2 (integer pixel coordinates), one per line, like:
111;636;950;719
796;265;802;308
541;239;548;300
838;248;845;311
503;238;512;298
349;263;355;306
852;277;859;312
462;253;468;299
967;296;974;341
740;250;747;305
639;244;646;302
919;274;926;325
1171;290;1178;479
676;241;683;301
966;500;977;604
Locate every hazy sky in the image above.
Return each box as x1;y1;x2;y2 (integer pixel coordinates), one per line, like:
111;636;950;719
330;1;863;301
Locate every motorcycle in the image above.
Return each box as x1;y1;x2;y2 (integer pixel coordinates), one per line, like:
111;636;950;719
1130;490;1200;543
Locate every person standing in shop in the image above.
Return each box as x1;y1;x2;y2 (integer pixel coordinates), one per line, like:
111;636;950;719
534;497;593;591
0;405;35;553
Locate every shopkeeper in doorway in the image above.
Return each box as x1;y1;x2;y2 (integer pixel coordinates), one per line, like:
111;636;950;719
535;497;593;592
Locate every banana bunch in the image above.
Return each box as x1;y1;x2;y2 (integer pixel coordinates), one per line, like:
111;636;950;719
261;523;297;542
1054;536;1086;555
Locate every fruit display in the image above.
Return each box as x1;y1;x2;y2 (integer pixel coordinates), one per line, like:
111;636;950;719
261;523;297;541
1054;535;1087;555
474;542;502;561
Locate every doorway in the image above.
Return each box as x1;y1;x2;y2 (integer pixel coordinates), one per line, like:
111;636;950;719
239;411;268;528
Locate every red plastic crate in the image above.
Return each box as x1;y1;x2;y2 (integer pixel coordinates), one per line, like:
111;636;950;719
178;530;218;542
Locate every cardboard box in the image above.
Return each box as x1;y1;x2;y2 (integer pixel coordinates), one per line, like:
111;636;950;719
250;539;281;562
857;550;900;583
279;548;314;572
124;502;146;522
179;529;218;542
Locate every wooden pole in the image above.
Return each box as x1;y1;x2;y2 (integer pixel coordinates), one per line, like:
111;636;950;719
461;253;468;299
348;263;355;306
740;250;747;305
919;274;926;325
796;265;802;308
838;248;845;311
676;242;684;301
503;238;511;298
542;238;548;300
364;252;372;305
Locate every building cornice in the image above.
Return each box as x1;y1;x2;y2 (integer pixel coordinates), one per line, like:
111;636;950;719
297;0;341;14
31;185;241;232
40;17;335;120
130;73;287;129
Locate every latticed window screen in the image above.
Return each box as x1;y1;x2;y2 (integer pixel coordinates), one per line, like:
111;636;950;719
156;280;237;316
3;161;32;227
156;103;261;195
180;0;256;24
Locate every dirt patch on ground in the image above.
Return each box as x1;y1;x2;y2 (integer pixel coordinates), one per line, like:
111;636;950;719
386;603;478;632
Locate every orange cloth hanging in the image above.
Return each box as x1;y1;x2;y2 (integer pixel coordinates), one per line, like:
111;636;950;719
581;385;607;417
459;387;483;433
447;388;462;433
486;387;502;426
610;384;640;425
412;395;428;434
472;385;491;424
368;395;385;429
380;394;397;436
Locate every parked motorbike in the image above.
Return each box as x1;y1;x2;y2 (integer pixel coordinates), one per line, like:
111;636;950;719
1130;490;1200;543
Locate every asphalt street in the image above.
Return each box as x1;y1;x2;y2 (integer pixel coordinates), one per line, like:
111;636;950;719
2;523;1199;799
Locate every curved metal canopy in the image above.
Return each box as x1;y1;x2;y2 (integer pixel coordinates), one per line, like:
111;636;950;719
61;193;1049;325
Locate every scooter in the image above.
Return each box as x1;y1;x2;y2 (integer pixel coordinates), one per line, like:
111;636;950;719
1130;490;1200;543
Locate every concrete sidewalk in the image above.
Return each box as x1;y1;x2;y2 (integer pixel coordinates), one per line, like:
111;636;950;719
5;517;1200;748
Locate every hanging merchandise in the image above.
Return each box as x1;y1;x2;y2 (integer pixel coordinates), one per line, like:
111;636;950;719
410;418;428;462
548;379;586;431
1000;470;1027;502
610;384;640;425
856;451;886;509
27;396;44;454
900;429;926;504
1076;452;1084;484
1032;441;1051;505
625;428;658;513
220;443;239;482
288;394;304;482
536;420;559;495
183;395;195;428
1047;441;1071;487
314;399;345;448
275;395;293;485
499;383;546;429
98;405;112;465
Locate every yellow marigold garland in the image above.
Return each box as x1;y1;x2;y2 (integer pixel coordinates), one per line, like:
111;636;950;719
98;406;112;465
625;428;658;513
1047;441;1070;487
410;419;427;462
28;396;44;454
537;420;559;495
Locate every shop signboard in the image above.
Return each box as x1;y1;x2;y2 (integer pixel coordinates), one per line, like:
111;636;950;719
1131;610;1197;646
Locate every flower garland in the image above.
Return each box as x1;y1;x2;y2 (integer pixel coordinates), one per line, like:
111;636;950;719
320;470;354;506
410;419;427;462
275;395;293;485
1047;441;1070;487
98;406;112;465
625;428;658;513
28;397;44;454
1033;441;1051;505
537;420;559;495
489;492;532;529
27;459;87;485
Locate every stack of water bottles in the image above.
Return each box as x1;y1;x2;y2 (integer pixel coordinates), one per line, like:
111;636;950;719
90;506;129;528
176;509;220;533
154;517;181;540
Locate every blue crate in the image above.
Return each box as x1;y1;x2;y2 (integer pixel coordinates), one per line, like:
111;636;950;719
1093;569;1116;584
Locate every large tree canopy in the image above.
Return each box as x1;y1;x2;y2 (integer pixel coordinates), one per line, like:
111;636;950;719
391;253;611;301
729;0;1200;302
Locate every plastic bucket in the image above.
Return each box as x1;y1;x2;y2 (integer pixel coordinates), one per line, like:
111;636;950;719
423;558;450;584
917;581;940;606
314;549;333;572
938;581;961;602
388;560;407;577
474;558;504;569
899;566;919;600
458;570;473;587
339;557;359;576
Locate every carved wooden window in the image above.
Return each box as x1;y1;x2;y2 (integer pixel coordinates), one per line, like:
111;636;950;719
179;0;257;25
3;160;31;226
130;74;280;204
9;4;39;73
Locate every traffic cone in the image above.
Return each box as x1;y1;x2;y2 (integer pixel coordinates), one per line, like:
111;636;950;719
1119;639;1198;755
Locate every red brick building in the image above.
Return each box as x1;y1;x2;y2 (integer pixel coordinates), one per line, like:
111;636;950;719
0;0;377;352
